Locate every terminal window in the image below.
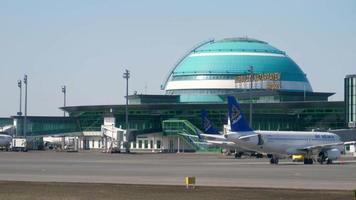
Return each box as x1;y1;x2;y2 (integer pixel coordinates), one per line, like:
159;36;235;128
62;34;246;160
346;145;350;151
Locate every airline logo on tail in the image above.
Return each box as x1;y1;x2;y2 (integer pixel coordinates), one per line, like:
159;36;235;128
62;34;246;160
203;117;213;132
231;104;242;125
227;96;252;132
200;110;220;135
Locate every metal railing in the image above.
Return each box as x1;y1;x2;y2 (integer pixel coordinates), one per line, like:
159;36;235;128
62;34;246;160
162;119;208;151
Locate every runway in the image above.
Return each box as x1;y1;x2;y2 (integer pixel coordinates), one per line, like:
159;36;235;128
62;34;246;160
0;151;355;190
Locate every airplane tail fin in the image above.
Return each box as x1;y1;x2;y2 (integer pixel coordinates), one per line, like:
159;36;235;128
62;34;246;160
227;96;253;132
201;109;220;135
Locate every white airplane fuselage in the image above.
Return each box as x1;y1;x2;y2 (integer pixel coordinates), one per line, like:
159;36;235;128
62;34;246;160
204;139;239;149
226;130;343;159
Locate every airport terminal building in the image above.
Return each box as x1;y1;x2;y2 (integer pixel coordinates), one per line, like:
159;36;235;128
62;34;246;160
3;37;351;151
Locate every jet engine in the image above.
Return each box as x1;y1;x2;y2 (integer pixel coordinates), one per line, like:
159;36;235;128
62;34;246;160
325;148;341;161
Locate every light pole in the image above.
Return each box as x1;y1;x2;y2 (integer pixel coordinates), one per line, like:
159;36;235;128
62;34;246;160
23;74;28;138
61;85;66;117
248;66;254;127
123;69;130;131
17;80;22;116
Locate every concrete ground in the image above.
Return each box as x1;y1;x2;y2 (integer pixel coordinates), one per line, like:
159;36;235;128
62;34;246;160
0;151;355;190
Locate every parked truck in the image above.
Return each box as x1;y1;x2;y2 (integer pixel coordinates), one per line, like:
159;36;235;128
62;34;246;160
11;137;27;152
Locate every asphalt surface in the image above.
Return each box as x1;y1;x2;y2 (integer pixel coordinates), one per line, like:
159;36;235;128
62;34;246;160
0;181;352;200
0;151;355;190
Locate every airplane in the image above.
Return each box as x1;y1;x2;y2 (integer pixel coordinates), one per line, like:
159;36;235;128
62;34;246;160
224;96;344;165
197;110;256;158
0;133;12;151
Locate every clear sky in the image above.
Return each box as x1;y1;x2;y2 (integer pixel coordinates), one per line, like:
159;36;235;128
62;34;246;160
0;0;355;117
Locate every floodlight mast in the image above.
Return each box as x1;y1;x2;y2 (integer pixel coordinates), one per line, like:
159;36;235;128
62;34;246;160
248;66;254;127
62;85;66;117
123;69;130;131
23;74;28;138
17;80;22;116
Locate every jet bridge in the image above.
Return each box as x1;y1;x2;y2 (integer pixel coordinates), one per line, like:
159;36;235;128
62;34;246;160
0;125;15;135
101;116;128;153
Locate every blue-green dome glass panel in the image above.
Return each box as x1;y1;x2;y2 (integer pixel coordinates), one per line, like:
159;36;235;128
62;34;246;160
173;55;308;82
195;40;284;54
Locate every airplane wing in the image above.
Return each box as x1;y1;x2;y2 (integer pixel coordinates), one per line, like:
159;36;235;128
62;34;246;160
176;133;199;138
193;141;211;145
238;134;258;140
297;142;344;152
199;133;226;140
205;140;235;146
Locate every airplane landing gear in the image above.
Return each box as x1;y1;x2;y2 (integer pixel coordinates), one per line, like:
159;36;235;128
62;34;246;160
317;152;333;165
317;158;324;164
270;157;279;164
234;152;243;159
255;153;263;158
318;158;332;164
304;150;314;165
304;158;313;164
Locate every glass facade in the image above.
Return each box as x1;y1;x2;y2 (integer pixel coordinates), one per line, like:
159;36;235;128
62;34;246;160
14;116;79;137
62;101;345;135
166;90;332;103
0;118;12;128
345;75;356;127
12;100;346;137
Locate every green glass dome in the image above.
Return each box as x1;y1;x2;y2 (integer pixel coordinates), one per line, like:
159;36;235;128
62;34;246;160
163;37;312;101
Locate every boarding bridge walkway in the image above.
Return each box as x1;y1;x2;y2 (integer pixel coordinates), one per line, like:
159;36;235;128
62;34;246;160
101;125;125;153
0;125;14;134
162;119;209;151
101;116;129;153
